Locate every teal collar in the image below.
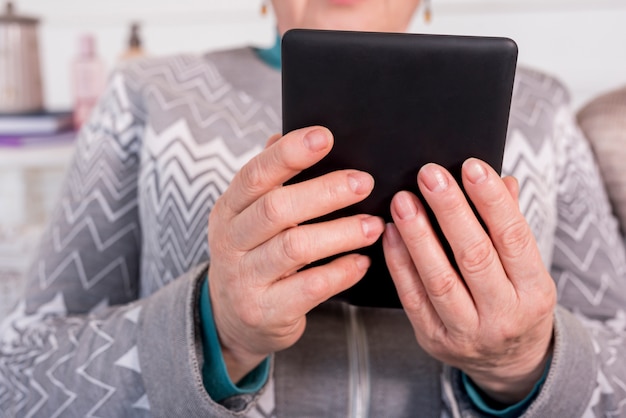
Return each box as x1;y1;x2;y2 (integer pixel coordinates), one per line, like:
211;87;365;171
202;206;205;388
254;31;281;71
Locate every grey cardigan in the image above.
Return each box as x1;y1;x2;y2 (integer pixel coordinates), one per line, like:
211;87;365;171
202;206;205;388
1;47;625;417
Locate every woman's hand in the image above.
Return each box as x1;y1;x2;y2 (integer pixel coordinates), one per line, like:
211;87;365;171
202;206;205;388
383;158;556;404
208;126;384;383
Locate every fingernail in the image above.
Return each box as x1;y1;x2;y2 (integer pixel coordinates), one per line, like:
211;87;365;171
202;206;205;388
356;255;371;271
348;172;373;195
303;129;329;152
361;216;383;239
420;164;448;192
464;158;488;184
384;223;401;245
395;192;418;220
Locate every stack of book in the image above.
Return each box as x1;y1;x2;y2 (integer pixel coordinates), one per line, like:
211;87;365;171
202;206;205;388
0;110;76;147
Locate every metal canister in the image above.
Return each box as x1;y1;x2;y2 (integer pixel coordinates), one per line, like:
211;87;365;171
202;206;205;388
0;1;44;114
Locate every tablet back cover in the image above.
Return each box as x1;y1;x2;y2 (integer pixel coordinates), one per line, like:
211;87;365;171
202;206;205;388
282;29;517;308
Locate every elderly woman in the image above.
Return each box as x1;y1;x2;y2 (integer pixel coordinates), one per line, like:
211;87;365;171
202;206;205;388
2;1;625;417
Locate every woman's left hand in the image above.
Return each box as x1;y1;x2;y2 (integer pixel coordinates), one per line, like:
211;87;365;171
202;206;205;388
382;157;556;405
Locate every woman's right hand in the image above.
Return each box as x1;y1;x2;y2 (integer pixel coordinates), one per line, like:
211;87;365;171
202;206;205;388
207;126;384;383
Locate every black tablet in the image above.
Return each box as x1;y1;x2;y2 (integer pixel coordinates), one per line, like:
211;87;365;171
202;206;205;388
282;29;517;308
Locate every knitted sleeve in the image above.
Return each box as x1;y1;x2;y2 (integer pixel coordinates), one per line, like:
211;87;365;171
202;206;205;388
0;68;265;417
541;102;626;417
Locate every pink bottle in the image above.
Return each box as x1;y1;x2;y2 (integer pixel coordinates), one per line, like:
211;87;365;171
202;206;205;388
72;34;106;130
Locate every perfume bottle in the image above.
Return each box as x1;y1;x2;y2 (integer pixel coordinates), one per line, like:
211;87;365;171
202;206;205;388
71;34;106;130
120;22;145;61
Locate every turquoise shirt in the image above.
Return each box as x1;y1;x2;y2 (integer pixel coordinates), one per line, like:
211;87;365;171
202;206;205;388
254;31;281;70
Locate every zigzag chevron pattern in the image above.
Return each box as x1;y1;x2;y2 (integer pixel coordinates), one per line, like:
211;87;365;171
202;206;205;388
1;49;625;417
139;120;263;294
1;50;278;417
0;297;149;417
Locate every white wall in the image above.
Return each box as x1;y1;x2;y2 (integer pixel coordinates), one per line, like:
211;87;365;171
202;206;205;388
12;0;626;110
416;0;626;108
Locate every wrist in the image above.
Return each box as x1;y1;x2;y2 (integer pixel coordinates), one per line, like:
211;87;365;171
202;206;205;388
200;278;270;400
462;354;551;416
465;333;554;404
207;280;270;384
221;346;269;384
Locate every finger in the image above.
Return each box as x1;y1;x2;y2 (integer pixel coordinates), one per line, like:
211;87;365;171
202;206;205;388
382;222;443;336
265;253;372;319
265;133;282;149
417;163;512;313
502;176;519;205
232;169;374;250
389;191;478;332
243;214;384;284
220;126;333;216
461;158;546;293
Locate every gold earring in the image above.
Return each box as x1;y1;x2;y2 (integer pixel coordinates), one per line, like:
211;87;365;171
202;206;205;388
261;1;268;16
423;0;432;23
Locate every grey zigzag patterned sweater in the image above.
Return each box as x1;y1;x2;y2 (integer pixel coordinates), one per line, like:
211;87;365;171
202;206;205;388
1;47;625;417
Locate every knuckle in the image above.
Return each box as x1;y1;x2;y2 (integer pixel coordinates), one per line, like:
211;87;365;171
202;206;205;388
420;328;449;357
534;283;557;317
427;269;459;299
210;195;228;223
458;239;495;275
207;213;237;259
259;191;290;225
395;281;428;315
397;290;422;314
279;228;309;265
301;273;332;301
499;220;532;253
240;158;267;194
340;257;363;282
326;179;345;202
316;174;349;205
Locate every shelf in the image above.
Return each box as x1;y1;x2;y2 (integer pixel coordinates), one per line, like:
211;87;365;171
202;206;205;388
0;140;76;170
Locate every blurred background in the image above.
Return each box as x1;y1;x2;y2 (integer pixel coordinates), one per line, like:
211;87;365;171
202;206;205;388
17;0;626;111
1;0;625;316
